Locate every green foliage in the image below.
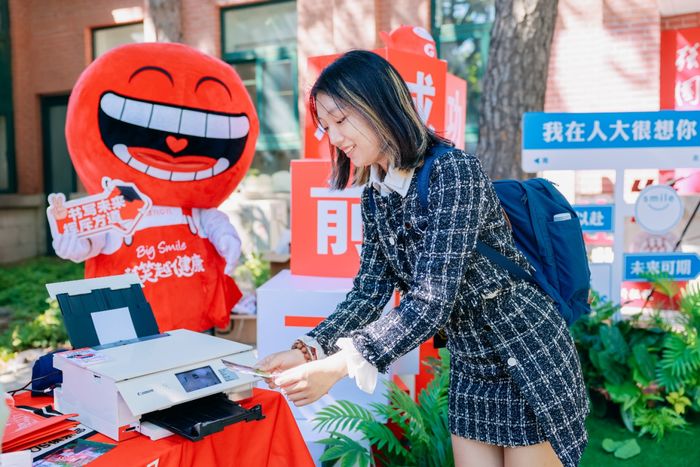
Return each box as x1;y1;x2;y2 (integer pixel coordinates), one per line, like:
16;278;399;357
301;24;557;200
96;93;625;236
317;433;372;467
572;282;700;439
0;257;82;359
233;252;271;289
313;348;453;466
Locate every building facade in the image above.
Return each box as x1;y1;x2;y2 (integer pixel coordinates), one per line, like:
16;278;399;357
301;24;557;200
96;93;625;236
0;0;697;263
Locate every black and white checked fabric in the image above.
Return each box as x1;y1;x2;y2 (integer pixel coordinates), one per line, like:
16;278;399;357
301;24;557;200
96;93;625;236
307;149;589;466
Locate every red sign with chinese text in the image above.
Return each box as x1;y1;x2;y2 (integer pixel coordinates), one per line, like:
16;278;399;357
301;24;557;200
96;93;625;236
290;159;362;277
660;27;700;110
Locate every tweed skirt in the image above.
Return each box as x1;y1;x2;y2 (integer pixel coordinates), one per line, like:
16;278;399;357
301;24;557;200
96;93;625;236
446;281;588;458
448;350;547;446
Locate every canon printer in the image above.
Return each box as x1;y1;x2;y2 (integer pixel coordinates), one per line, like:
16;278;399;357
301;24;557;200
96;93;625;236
46;274;263;442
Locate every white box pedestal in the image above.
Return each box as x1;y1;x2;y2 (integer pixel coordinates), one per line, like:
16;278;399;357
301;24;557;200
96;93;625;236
256;270;419;462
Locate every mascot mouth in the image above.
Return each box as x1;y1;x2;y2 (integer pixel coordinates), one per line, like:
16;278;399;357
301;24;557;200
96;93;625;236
98;92;250;181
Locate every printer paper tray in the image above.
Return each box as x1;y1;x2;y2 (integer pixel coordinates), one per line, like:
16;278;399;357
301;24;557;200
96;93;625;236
141;393;264;441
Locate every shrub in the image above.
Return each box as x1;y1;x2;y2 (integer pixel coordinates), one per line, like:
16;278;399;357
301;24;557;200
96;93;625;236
0;257;82;359
571;281;700;439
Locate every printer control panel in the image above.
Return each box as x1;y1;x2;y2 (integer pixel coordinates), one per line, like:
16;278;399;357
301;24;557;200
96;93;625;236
175;366;221;393
115;349;258;417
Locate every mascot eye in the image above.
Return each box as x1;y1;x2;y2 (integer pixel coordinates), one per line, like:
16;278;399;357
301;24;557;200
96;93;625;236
195;76;232;101
129;66;174;86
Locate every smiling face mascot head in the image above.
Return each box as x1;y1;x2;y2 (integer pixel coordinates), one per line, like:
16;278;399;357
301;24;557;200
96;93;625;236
66;42;259;208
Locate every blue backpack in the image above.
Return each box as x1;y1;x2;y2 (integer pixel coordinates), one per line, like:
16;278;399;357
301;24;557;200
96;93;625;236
415;145;592;325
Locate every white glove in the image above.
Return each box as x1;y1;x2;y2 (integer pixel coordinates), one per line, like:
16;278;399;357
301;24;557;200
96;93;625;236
218;235;242;275
195;208;242;275
52;231;106;263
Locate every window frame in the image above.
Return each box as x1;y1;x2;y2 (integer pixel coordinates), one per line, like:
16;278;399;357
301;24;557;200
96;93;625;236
432;0;493;150
220;1;300;153
90;21;144;60
0;0;15;193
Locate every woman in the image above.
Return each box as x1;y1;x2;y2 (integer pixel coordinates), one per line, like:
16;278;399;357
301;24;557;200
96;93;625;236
258;50;589;467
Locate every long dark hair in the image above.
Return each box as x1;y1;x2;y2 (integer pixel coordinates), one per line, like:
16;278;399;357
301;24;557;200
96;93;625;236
309;50;452;189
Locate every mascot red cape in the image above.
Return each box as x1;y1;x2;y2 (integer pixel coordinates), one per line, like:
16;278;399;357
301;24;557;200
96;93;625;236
55;42;259;332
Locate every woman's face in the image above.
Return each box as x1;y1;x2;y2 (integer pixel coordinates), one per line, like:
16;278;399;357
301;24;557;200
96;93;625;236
314;92;388;170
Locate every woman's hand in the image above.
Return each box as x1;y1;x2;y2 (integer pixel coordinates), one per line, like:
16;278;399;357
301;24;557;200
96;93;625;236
256;350;307;388
274;352;348;407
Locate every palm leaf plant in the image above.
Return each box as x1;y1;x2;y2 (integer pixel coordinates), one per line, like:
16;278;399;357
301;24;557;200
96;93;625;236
313;348;453;466
571;278;700;439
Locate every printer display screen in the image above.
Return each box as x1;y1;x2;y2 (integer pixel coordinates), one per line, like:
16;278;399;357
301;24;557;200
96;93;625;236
175;366;221;392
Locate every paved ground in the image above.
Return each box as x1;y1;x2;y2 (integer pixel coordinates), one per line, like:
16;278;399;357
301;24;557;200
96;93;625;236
0;348;45;393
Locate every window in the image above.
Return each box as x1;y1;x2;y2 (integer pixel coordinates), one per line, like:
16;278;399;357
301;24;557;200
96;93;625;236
433;0;495;152
0;0;14;192
41;95;75;254
42;96;75;197
223;1;296;52
92;22;144;59
222;1;299;174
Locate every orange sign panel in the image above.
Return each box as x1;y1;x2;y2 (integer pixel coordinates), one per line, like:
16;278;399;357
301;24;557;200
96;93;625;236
290;159;362;277
445;72;468;150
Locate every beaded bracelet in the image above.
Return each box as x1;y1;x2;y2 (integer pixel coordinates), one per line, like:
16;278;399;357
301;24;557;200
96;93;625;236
291;339;317;362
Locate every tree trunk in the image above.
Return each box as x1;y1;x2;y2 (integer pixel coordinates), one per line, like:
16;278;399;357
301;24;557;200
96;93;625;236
477;0;558;180
145;0;182;43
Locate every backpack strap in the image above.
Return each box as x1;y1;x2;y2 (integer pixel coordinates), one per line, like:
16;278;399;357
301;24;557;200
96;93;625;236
475;242;535;285
416;144;455;210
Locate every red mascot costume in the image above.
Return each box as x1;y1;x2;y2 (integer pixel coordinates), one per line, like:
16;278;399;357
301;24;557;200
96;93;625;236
53;43;259;332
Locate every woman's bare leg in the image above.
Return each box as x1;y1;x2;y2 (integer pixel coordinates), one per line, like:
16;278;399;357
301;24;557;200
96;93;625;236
452;435;504;467
503;441;562;467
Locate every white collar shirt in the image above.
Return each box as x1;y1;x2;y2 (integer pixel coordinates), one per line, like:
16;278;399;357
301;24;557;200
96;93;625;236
369;164;415;198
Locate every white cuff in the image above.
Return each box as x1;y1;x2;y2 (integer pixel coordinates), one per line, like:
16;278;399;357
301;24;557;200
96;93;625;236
336;337;378;394
194;208;238;245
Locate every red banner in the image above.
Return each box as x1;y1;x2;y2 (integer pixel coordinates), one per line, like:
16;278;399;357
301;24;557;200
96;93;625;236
660;27;700;110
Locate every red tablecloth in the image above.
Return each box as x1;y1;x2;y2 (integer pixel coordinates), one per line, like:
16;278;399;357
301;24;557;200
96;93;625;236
14;388;313;466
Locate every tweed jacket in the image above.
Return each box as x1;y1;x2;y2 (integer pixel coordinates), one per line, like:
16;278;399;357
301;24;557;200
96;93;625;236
308;148;529;372
307;148;589;466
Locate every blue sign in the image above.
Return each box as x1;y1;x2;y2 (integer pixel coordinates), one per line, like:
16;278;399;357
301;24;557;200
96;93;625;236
574;204;614;232
623;253;700;282
523;111;700;150
521;111;700;171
